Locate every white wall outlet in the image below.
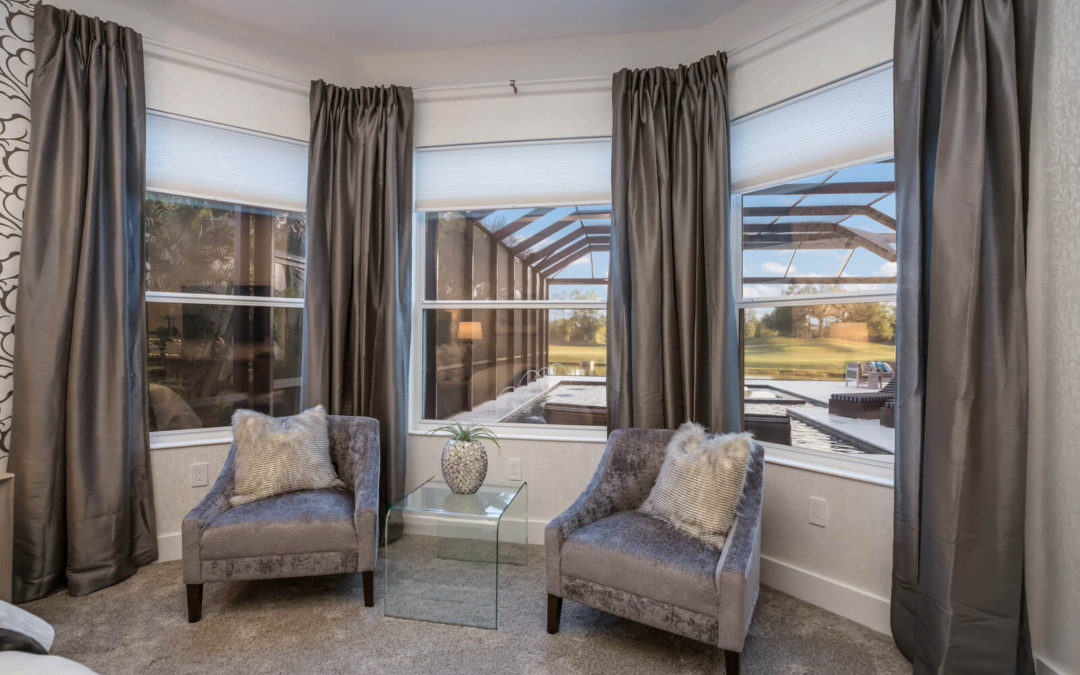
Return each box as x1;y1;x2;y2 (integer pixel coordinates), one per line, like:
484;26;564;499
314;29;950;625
808;496;828;527
507;458;523;481
191;462;209;487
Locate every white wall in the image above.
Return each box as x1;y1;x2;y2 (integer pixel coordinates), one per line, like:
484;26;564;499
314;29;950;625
1026;0;1080;672
44;0;898;633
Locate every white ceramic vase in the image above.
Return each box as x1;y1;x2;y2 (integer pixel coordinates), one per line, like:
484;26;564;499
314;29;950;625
441;439;488;494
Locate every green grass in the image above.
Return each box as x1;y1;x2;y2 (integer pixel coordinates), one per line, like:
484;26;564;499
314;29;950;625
745;336;895;380
549;344;606;375
544;338;894;381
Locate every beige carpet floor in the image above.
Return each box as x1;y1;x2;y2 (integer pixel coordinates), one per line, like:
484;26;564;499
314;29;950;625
23;546;910;674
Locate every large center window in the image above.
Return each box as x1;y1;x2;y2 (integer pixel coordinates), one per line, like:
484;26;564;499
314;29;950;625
412;139;612;431
419;206;610;427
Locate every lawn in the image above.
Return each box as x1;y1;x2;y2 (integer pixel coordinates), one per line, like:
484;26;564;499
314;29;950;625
545;338;894;381
745;336;895;380
548;344;606;375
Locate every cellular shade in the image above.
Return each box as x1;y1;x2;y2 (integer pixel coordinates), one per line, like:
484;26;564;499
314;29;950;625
414;138;612;211
730;66;894;193
146;112;308;211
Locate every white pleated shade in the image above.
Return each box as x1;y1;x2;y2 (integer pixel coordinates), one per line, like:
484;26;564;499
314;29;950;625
146;112;308;212
730;66;894;193
414;138;612;211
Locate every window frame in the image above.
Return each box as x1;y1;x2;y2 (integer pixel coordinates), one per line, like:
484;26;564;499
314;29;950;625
731;154;898;468
408;197;610;441
146;189;307;447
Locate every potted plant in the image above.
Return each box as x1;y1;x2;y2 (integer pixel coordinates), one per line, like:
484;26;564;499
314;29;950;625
428;422;500;494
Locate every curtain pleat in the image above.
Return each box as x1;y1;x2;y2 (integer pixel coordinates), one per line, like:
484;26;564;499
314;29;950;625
891;0;1037;671
302;80;413;533
608;52;739;433
12;4;156;602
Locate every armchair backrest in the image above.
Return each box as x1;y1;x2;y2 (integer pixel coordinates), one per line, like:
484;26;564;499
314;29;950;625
326;415;380;492
601;428;677;511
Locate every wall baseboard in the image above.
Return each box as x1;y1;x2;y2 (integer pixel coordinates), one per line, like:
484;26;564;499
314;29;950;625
760;554;891;634
157;532;182;562
1036;655;1066;675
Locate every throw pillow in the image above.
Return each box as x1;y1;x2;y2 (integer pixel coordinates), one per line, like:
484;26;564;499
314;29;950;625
639;422;752;549
229;405;345;506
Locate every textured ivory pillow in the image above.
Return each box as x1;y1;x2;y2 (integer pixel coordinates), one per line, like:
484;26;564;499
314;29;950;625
639;422;752;549
228;405;345;506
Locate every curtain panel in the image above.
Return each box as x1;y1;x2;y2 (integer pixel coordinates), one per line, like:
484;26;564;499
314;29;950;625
11;4;156;602
302;80;413;530
892;0;1037;671
607;52;739;433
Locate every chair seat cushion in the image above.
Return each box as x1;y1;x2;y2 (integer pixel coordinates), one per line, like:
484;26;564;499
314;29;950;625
561;510;720;616
202;489;356;560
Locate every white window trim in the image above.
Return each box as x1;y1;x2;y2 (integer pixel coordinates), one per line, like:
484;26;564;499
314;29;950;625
146;190;307;444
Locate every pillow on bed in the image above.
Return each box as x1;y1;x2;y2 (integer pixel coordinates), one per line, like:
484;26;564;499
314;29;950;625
0;601;54;654
228;405;345;506
639;422;752;549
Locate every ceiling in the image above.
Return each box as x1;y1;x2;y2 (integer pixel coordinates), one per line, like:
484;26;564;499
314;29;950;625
167;0;746;56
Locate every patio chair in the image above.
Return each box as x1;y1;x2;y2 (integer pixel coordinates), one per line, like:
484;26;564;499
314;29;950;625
829;379;896;419
845;362;859;387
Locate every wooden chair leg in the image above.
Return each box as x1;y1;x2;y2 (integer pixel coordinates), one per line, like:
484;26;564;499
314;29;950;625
187;584;203;623
547;594;562;634
723;649;740;674
362;570;374;607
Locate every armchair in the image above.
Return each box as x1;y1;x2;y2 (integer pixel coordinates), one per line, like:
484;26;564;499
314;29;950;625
181;415;380;622
545;428;764;674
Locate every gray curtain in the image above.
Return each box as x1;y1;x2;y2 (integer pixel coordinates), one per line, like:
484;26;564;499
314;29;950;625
302;80;413;528
608;52;739;433
892;0;1037;671
11;4;156;602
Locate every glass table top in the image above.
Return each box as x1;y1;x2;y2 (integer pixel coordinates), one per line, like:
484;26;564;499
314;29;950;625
391;477;527;519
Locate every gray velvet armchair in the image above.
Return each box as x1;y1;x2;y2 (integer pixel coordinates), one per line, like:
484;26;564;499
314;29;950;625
545;428;764;674
181;415;381;622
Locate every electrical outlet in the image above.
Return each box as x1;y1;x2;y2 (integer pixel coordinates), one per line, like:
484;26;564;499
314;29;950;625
808;496;828;527
507;458;523;481
191;462;209;487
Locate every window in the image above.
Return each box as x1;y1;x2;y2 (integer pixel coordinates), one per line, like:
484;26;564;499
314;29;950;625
736;160;897;459
145;113;308;432
732;66;897;461
413;140;611;430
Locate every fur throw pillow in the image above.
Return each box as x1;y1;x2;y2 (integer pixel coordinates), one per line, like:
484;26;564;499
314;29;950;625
640;422;752;549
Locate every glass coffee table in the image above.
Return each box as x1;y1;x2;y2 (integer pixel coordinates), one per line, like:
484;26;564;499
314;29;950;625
384;477;528;629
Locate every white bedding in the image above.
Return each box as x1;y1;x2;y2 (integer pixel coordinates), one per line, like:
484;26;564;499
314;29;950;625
0;651;99;674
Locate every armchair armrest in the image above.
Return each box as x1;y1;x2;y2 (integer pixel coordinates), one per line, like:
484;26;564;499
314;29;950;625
714;441;765;651
545;427;674;595
327;415;381;571
181;446;237;584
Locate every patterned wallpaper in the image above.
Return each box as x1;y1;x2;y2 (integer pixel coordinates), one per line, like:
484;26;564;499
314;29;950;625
0;0;32;457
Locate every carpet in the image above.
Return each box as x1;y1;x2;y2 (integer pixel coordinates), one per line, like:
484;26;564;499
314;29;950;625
22;546;909;674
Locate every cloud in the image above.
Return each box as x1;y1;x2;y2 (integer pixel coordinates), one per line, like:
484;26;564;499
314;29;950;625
877;261;897;275
761;261;791;275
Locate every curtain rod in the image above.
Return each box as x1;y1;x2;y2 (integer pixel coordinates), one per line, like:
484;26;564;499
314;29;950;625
28;0;865;95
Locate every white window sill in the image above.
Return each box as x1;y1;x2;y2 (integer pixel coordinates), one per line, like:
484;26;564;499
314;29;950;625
760;441;894;487
150;427;233;450
410;419;608;444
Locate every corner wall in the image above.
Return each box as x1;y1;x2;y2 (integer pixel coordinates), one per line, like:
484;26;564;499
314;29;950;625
1026;0;1080;672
